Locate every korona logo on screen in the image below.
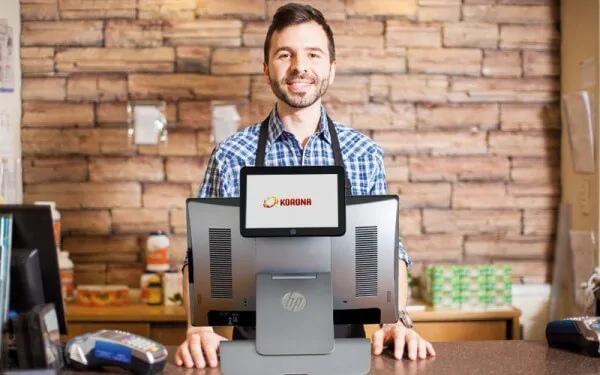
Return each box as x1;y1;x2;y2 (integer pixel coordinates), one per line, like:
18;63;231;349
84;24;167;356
263;195;313;208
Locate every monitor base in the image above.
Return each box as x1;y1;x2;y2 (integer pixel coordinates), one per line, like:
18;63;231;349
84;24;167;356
220;338;371;375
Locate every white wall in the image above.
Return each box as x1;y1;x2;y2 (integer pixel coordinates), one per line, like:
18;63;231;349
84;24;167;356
0;0;22;203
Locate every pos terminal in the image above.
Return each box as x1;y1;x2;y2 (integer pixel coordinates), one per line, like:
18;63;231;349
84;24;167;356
187;166;401;375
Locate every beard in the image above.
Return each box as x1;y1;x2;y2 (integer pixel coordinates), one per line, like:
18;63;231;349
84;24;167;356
269;70;330;109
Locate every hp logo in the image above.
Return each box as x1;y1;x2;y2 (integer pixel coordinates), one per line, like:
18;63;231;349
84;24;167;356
282;292;306;312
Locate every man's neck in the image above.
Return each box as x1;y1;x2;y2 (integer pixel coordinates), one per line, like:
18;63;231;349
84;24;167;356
276;100;322;148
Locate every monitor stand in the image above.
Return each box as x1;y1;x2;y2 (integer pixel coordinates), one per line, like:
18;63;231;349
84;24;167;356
220;237;371;375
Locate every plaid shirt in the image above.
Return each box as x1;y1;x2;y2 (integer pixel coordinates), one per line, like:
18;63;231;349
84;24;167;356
183;105;410;267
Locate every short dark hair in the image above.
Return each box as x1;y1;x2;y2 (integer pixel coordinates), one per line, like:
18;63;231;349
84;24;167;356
264;3;336;64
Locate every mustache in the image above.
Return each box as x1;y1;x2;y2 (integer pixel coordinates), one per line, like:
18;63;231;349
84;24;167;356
284;73;316;84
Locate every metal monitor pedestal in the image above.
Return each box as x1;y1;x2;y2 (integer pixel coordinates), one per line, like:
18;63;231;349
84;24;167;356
220;237;371;375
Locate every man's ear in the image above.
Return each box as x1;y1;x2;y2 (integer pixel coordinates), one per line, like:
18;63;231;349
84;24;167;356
263;62;270;85
329;61;336;86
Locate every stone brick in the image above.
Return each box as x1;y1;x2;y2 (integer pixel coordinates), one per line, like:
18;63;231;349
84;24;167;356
142;183;192;209
388;74;449;103
74;263;107;285
462;4;558;24
105;20;163;48
22;156;88;184
351;103;415;130
322;103;352;125
403;234;463;261
408;48;482;76
164;20;242;46
21;0;59;20
71;251;139;264
138;0;196;20
268;0;346;20
212;48;263;75
386;21;441;48
177;101;212;130
96;103;128;125
331;20;384;49
384;156;409;182
243;22;269;47
500;104;560;131
373;131;487;155
196;131;214;157
21;47;55;74
420;0;461;4
449;77;559;103
138;131;198;156
23;129;133;155
176;47;211;73
59;0;136;19
68;74;128;102
170;208;187;234
523;51;559;77
453;182;556;209
410;156;510;181
324;75;369;104
482;50;521;77
336;48;406;74
112;208;169;233
107;264;145;288
347;0;418;17
423;209;521;234
443;22;498;48
22;77;66;101
500;25;559;50
22;21;103;46
24;182;141;209
89;157;164;182
388;182;452;208
418;6;460;21
400;209;422;235
64;235;140;255
197;0;266;18
166;157;206;182
489;131;559;156
250;75;276;103
523;210;556;235
416;104;499;130
56;47;175;73
61;210;111;235
129;74;250;100
508;182;559;197
465;235;552;259
22;102;94;127
511;157;560;184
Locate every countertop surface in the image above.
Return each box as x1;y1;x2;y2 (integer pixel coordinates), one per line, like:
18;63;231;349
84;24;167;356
60;340;600;375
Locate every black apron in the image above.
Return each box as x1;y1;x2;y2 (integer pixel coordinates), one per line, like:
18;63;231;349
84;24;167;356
233;114;366;340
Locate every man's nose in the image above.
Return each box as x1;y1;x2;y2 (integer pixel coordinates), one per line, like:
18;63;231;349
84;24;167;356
290;54;309;73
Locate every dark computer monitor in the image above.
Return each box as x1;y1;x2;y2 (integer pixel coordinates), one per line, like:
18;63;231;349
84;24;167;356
0;205;67;334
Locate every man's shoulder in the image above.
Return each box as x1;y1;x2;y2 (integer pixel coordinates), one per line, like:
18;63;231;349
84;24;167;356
332;122;384;160
213;122;261;158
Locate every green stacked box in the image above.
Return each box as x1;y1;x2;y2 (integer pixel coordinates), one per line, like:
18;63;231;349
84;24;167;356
421;264;512;309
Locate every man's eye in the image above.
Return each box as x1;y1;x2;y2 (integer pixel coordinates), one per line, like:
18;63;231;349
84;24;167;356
279;53;290;59
309;53;320;58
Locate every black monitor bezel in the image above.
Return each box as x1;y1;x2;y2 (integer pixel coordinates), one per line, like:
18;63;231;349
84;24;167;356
240;166;346;238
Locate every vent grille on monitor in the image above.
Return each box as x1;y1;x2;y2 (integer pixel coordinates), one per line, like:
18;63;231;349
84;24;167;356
209;228;233;299
355;226;378;297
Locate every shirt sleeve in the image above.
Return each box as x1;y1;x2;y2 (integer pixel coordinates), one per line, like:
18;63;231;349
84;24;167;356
369;150;412;268
182;146;230;271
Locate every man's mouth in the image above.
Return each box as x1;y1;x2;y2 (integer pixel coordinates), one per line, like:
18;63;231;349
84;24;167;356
286;79;314;91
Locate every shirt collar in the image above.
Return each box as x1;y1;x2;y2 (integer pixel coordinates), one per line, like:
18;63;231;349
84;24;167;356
268;104;332;146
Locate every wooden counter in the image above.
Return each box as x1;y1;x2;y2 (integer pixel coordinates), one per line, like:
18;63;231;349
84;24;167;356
65;302;521;346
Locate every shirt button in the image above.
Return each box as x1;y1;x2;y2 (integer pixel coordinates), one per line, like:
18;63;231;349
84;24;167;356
305;151;310;157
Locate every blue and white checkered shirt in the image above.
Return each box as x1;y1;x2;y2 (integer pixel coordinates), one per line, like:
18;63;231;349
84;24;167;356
183;104;410;267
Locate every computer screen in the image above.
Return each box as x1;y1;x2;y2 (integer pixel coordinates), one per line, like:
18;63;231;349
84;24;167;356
187;195;399;327
0;205;67;334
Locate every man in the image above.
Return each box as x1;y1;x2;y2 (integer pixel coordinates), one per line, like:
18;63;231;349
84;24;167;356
176;3;435;368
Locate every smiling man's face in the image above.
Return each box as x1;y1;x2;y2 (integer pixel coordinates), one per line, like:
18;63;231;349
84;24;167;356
264;21;336;109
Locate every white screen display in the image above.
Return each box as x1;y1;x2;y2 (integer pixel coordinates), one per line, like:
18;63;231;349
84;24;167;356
245;174;339;229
